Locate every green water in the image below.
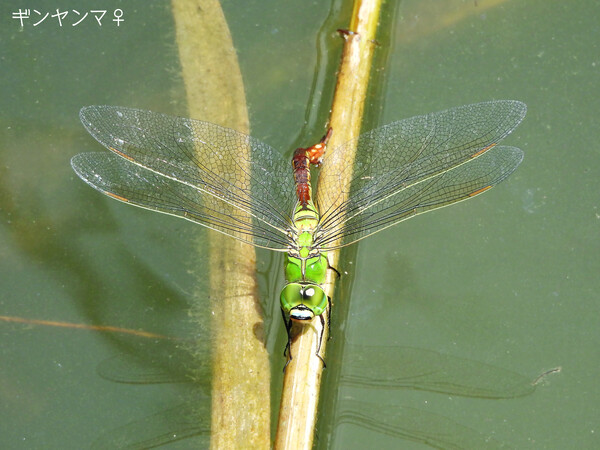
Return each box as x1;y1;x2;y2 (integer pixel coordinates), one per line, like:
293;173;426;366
1;0;598;448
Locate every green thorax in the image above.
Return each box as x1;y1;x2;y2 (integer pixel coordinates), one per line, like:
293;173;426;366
284;252;328;285
284;200;328;285
281;252;329;320
280;200;329;320
291;200;320;258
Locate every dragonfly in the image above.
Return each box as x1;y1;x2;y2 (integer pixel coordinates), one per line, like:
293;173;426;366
71;100;526;354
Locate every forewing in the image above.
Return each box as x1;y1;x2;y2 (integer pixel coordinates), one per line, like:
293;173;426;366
316;100;526;237
78;106;297;238
314;100;526;249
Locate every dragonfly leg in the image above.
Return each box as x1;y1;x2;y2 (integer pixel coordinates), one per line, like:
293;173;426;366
281;309;293;371
327;257;341;279
316;313;327;369
326;295;332;340
315;297;333;368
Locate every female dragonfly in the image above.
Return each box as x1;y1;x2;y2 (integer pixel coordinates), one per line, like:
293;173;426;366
71;100;525;343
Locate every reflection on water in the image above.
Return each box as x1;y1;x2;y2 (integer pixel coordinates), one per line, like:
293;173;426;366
91;404;210;449
92;338;210;448
341;344;535;398
336;401;507;450
330;344;537;447
93;338;536;448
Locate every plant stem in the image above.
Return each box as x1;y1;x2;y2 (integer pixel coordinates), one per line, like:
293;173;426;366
274;1;383;448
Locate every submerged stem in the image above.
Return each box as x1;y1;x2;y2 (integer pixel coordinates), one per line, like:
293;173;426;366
172;1;270;449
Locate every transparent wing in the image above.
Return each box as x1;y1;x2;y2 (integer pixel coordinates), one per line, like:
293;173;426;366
315;101;526;249
71;153;291;249
73;106;297;250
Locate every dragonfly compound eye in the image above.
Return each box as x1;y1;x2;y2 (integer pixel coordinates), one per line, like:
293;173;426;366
280;283;327;318
300;284;327;316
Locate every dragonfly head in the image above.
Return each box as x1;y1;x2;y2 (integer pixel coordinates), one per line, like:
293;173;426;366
280;282;328;322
